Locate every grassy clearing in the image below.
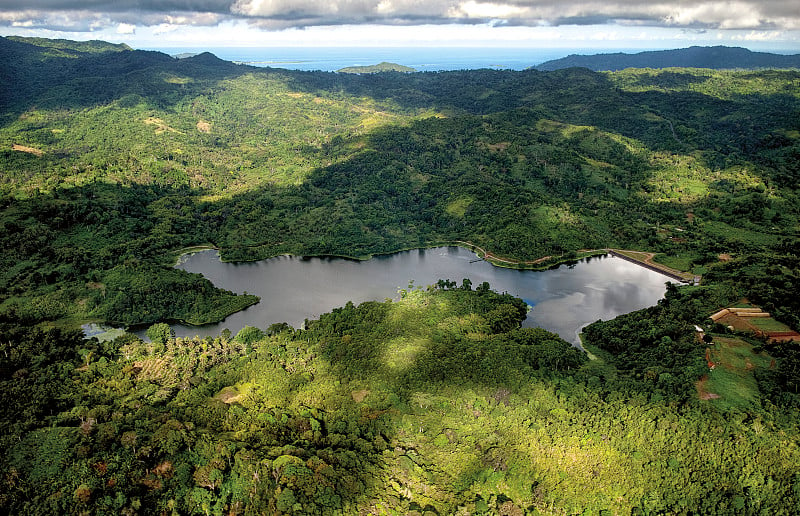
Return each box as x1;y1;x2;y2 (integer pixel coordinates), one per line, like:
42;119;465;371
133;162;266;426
653;253;695;272
11;144;44;156
653;252;709;276
749;317;795;333
704;336;772;411
446;196;473;218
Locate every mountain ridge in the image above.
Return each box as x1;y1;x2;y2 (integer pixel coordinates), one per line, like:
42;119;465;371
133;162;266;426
534;45;800;71
6;35;132;54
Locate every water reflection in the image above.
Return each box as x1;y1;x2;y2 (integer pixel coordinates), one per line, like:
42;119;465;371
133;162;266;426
156;247;670;345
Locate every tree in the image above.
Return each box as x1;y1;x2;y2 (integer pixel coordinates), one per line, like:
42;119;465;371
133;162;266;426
234;326;264;345
146;323;174;349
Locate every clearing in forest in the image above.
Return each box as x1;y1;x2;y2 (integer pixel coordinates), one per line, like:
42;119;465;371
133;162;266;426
710;302;800;342
11;143;44;156
144;117;183;135
700;336;773;410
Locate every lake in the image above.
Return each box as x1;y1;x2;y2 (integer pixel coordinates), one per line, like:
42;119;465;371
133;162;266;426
160;246;671;345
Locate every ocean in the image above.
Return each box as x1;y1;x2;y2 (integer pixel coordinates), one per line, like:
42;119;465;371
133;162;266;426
144;46;650;72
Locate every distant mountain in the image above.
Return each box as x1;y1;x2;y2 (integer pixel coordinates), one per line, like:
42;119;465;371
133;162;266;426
0;36;239;115
6;36;131;55
534;46;800;71
182;51;232;67
337;61;416;73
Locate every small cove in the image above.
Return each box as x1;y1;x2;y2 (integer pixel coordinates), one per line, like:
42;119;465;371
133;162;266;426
153;246;671;345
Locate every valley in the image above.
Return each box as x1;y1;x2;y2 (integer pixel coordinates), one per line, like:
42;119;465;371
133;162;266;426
0;37;799;514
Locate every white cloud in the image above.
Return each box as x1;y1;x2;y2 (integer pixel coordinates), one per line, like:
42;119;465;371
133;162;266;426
2;1;800;34
734;30;784;41
0;10;41;26
1;1;799;51
450;1;528;19
589;31;622;41
663;2;764;30
116;22;135;34
153;23;181;35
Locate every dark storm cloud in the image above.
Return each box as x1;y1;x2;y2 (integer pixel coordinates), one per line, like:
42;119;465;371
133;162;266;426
1;0;799;31
0;1;233;13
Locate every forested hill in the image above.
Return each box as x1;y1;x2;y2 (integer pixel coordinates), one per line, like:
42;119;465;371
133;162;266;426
535;45;800;71
5;36;132;54
0;37;239;114
337;61;416;73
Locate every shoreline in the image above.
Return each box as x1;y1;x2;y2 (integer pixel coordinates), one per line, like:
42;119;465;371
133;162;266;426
173;242;694;282
176;241;610;272
72;241;692;341
139;242;693;334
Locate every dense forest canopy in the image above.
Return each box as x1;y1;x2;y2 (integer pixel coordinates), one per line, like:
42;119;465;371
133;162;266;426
1;37;799;514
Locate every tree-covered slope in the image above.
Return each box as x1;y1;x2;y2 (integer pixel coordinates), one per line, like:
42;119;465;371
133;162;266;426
0;36;798;331
534;45;800;71
3;285;800;515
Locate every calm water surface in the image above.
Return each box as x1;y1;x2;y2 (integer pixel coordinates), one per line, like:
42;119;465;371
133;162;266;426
149;46;798;73
152;47;584;71
163;247;670;345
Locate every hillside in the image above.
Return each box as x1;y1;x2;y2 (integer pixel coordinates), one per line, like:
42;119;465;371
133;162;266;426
1;37;800;514
337;61;416;73
6;36;132;54
4;282;800;515
535;45;800;71
1;36;798;330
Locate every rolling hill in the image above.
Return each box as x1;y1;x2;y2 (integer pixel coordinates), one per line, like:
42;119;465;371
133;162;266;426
534;45;800;71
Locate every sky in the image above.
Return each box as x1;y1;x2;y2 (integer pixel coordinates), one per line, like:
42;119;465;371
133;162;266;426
1;0;799;51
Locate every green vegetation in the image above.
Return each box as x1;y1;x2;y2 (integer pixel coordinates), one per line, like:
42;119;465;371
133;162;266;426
337;61;416;73
1;37;800;513
534;45;800;71
703;336;773;412
749;317;795;333
6;36;132;54
4;283;800;515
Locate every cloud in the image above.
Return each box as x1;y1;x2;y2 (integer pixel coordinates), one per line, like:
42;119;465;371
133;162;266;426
662;2;764;30
1;0;799;34
116;22;135;34
733;30;785;41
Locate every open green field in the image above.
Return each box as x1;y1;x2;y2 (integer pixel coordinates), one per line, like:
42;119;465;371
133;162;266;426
749;317;795;333
653;252;695;271
703;336;773;411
